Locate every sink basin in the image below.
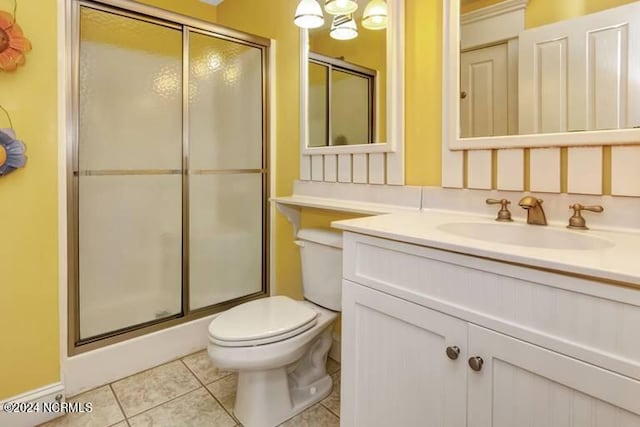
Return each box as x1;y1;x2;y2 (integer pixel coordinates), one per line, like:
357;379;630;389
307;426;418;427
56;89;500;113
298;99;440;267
437;222;615;250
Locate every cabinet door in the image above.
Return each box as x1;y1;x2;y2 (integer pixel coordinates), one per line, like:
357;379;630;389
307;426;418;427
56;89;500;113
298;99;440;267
467;324;640;427
341;281;468;427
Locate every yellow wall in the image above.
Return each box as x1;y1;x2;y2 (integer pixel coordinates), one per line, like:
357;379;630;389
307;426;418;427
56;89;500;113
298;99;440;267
525;0;636;28
406;0;442;186
461;0;504;14
462;0;636;28
140;0;218;23
0;0;217;401
0;0;60;399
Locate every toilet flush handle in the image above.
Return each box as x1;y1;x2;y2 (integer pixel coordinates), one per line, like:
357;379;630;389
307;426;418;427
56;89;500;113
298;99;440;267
294;240;305;247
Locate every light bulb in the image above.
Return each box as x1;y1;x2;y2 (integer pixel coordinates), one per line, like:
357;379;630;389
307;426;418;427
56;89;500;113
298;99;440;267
362;0;387;30
294;0;325;29
330;14;358;40
324;0;358;16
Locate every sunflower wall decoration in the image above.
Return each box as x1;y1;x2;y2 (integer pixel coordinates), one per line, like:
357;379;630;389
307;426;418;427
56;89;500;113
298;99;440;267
0;8;31;72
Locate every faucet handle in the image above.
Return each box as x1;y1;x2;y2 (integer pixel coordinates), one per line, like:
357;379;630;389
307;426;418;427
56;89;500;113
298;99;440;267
567;204;604;230
486;198;513;222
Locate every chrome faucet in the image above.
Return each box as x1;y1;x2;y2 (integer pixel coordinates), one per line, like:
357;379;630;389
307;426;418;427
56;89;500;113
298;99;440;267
518;196;547;225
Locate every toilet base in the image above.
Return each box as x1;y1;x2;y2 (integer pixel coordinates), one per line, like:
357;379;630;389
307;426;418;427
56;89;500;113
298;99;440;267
233;328;334;427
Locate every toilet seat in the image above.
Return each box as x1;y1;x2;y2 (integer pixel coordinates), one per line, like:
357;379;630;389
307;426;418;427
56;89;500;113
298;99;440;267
209;296;318;347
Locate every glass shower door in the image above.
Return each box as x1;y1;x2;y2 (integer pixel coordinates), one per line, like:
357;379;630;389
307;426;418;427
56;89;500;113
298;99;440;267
71;2;269;351
188;31;265;310
77;7;183;339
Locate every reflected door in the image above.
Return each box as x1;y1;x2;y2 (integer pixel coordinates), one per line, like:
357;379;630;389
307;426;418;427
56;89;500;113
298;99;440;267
460;44;509;138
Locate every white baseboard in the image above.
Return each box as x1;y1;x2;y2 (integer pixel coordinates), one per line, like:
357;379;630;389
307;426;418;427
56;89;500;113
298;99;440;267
63;314;217;397
329;332;341;363
0;383;65;427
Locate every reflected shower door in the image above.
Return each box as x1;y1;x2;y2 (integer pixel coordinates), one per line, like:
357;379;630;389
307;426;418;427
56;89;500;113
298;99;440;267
188;31;265;310
331;69;371;145
77;7;183;339
308;62;329;147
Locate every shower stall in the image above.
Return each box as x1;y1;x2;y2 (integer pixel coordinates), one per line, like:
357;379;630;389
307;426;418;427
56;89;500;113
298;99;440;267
67;0;270;354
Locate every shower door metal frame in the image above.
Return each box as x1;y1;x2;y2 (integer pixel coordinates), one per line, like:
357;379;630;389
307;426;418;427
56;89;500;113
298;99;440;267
66;0;271;355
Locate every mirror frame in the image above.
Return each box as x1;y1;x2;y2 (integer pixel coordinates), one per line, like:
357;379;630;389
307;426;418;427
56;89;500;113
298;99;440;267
443;0;640;150
300;0;404;155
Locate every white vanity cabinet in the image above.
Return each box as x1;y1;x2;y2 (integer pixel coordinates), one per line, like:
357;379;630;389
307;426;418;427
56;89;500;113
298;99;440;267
341;282;468;426
467;324;640;427
339;231;640;427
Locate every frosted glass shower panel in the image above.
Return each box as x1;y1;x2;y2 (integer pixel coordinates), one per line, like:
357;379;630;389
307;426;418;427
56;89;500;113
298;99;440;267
189;32;264;170
79;8;182;171
77;7;183;340
189;174;263;310
78;176;182;339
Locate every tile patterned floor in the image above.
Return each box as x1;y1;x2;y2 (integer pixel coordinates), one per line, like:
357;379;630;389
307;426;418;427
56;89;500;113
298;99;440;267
39;351;341;427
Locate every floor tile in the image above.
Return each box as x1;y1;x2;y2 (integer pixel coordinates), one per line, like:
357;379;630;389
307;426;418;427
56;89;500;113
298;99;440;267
326;358;340;375
182;350;232;385
321;371;340;417
39;385;124;427
206;373;237;414
279;404;339;427
111;360;200;417
128;388;236;427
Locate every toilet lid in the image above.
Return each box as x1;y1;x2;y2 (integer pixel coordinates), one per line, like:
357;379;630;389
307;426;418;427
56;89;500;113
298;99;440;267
209;296;318;345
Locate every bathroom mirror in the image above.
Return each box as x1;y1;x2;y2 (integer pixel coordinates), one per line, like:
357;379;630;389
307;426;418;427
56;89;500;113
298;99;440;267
445;0;640;150
300;0;404;155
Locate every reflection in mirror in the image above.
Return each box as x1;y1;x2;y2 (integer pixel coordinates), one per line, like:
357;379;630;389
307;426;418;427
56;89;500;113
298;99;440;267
307;9;386;147
308;54;375;146
459;0;640;139
308;61;328;147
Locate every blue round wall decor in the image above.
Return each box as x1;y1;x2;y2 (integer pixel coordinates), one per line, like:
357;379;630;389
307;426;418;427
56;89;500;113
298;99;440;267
0;128;27;176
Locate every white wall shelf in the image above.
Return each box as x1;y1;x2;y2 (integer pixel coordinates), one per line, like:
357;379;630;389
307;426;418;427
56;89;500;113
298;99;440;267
271;181;422;235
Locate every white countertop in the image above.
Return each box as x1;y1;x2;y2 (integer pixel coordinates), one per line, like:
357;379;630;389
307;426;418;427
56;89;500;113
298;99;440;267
332;210;640;287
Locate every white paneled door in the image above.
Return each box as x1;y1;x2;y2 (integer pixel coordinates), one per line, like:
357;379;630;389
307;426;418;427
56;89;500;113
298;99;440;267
460;43;509;138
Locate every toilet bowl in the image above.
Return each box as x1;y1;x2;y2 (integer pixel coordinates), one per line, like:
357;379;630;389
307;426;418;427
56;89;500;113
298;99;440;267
207;228;342;427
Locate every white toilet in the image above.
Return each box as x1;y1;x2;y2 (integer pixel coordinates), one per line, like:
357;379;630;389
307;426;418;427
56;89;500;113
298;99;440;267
208;228;342;427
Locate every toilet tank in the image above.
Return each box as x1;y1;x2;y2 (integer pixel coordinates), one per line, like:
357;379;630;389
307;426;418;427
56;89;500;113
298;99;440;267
295;228;343;311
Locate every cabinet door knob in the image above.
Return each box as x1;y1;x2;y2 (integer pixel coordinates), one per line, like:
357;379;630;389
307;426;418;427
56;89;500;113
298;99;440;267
446;346;460;360
468;356;484;371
